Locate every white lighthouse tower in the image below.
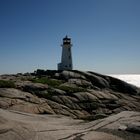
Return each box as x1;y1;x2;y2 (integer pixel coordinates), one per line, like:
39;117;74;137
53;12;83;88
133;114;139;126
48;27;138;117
58;36;73;70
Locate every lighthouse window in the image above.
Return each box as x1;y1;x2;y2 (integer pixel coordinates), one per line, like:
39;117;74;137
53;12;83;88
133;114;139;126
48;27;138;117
69;56;71;59
68;48;70;52
69;64;71;67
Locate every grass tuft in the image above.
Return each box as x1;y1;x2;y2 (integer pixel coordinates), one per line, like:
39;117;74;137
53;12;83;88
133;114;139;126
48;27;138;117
31;77;63;87
0;80;15;88
57;86;87;93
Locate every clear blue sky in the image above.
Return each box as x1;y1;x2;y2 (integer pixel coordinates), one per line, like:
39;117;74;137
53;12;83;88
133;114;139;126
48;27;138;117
0;0;140;74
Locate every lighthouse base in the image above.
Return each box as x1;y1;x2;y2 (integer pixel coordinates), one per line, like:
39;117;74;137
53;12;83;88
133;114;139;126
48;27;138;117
58;63;72;70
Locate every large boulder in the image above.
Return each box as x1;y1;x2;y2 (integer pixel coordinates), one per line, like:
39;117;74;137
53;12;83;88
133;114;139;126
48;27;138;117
68;78;93;88
16;81;48;93
59;70;86;80
108;76;139;94
0;88;54;114
0;88;36;100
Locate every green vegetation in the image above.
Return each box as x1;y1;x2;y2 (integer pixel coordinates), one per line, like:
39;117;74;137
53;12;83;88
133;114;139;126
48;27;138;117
0;80;15;88
31;77;63;87
57;86;87;93
34;90;52;99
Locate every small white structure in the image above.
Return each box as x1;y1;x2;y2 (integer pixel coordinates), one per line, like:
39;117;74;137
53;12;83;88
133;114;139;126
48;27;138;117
58;36;73;70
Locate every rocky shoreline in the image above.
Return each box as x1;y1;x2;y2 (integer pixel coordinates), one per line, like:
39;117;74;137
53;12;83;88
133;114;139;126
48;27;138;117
0;70;140;139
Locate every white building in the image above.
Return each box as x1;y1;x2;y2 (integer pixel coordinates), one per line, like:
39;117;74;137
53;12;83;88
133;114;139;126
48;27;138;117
58;36;73;70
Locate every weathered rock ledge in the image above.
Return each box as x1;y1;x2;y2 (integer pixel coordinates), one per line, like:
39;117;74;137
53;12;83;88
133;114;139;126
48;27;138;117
0;70;140;140
0;109;140;140
0;70;140;120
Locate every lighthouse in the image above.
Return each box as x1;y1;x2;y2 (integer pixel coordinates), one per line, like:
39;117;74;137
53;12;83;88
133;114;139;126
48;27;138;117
58;36;73;70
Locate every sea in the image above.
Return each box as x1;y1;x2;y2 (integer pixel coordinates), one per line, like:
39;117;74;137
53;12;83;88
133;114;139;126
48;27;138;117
109;74;140;88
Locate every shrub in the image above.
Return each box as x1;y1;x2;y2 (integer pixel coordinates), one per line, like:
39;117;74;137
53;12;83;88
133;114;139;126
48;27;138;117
0;80;15;88
31;77;63;87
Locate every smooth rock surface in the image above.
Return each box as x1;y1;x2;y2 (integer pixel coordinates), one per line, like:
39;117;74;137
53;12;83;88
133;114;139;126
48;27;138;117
0;109;140;140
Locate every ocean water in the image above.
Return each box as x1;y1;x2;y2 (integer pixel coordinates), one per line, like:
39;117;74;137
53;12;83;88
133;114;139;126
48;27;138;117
109;74;140;87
